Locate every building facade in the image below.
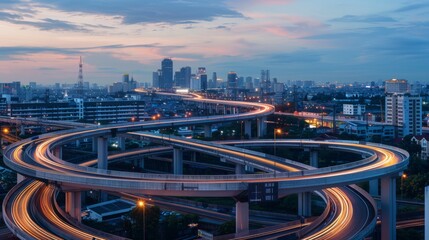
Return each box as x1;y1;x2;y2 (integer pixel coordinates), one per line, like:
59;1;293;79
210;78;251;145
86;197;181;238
343;104;366;116
385;93;422;137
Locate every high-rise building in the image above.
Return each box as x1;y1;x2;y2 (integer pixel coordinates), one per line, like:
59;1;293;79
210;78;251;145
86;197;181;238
385;93;422;137
123;74;130;83
261;70;271;93
245;77;253;90
160;58;173;90
212;72;218;88
152;70;160;88
197;67;207;91
385;79;408;93
227;72;238;99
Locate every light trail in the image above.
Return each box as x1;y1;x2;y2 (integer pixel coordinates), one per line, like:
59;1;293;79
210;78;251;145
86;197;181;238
2;92;408;239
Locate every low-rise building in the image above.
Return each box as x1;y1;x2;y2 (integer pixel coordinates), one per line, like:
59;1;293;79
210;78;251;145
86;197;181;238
340;121;395;141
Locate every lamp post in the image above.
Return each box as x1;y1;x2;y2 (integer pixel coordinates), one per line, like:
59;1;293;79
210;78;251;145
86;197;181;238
401;173;407;199
274;128;282;156
138;200;146;240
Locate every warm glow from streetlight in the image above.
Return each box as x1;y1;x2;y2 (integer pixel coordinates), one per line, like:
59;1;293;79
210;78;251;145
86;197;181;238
276;129;282;134
3;128;9;134
402;173;407;179
138;200;144;207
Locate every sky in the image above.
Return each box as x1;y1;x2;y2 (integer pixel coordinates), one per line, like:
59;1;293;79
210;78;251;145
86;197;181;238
0;0;428;85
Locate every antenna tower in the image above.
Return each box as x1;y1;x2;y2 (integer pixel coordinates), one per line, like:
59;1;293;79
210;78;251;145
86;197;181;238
77;56;84;96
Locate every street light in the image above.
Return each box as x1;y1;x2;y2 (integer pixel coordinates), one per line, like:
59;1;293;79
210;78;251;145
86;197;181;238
138;200;146;240
401;173;407;199
274;128;282;157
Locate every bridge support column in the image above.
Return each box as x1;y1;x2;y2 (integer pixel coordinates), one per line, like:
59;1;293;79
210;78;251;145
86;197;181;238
235;201;249;234
92;137;98;152
118;137;126;151
97;137;108;170
173;148;183;175
298;192;311;217
310;151;318;168
381;176;396;240
235;164;245;174
244;120;252;139
53;146;62;159
65;191;82;222
369;179;379;196
20;125;25;136
425;186;429;240
204;124;212;138
97;136;108;202
257;117;267;138
17;174;25;183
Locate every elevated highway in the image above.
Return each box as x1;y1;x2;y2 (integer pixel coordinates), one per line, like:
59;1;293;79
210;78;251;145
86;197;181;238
2;92;408;239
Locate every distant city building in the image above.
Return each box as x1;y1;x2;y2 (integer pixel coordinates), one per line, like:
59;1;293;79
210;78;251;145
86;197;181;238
197;67;207;91
245;77;253;90
385;93;422;137
190;74;200;91
108;74;137;93
160;58;173;90
175;66;191;88
212;72;218;88
343;104;366;116
385;79;408;93
227;72;238;99
260;70;271;93
152;71;160;88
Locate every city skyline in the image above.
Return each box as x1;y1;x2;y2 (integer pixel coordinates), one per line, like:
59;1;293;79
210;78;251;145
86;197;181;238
0;0;428;84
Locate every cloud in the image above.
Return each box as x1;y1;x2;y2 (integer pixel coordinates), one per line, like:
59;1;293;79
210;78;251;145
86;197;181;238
0;11;23;21
331;15;397;23
38;67;60;71
33;0;243;24
394;3;429;13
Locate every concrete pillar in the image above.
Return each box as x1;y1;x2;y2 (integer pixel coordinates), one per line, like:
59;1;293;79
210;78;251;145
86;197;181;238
97;137;108;170
310;151;318;168
75;140;80;148
118;137;126;151
369;179;379;196
425;186;429;240
191;152;197;162
244;120;252;139
235;164;245;174
223;106;227;115
173;148;183;175
257;117;267;138
235;201;249;234
53;146;62;159
92;137;98;152
298;192;312;217
204;124;212;138
381;176;396;240
20;125;25;136
233;107;237;115
17;174;25;183
65;192;82;222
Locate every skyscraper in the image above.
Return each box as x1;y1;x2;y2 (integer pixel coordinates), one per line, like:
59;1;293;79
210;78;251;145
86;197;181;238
152;70;160;88
261;70;271;94
175;67;191;88
160;58;173;90
197;67;207;91
227;72;238;100
212;72;218;88
385;93;422;137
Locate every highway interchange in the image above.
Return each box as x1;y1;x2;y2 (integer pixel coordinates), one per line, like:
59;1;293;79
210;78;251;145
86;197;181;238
2;92;409;239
